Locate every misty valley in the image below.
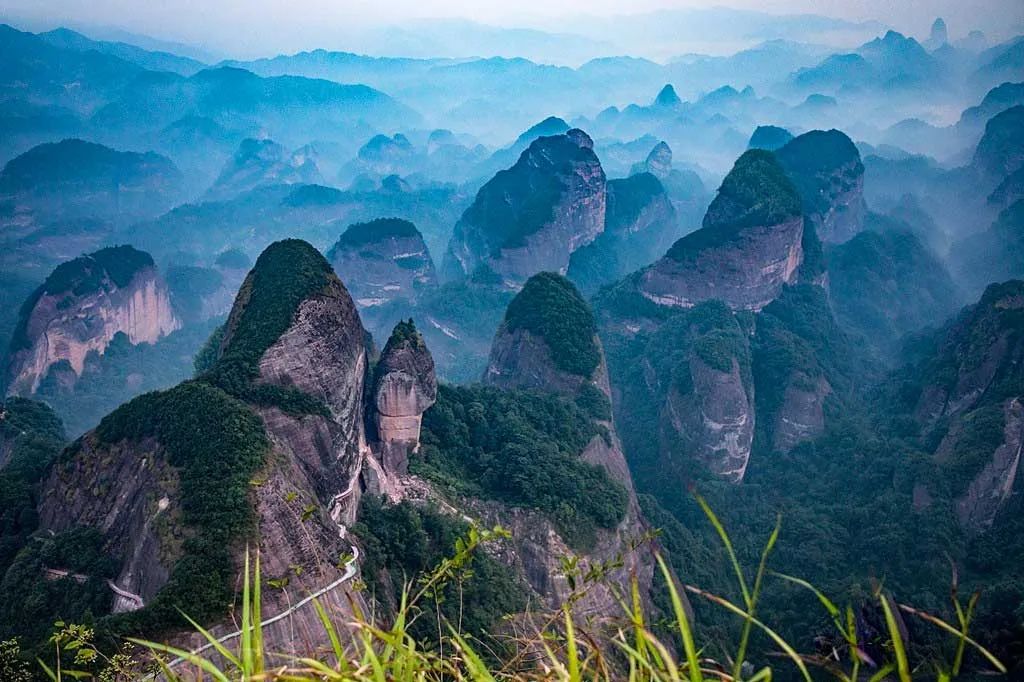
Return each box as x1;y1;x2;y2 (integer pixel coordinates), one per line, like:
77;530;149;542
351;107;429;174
0;6;1023;681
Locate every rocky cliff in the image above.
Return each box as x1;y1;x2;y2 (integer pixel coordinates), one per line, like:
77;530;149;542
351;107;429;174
635;149;804;312
902;280;1024;532
629;141;708;221
481;272;656;613
776;129;866;244
598;298;756;485
444;129;606;288
0;139;184;225
4;246;180;396
973;105;1024;184
205;137;323;201
568;172;678;295
371;320;437;475
37;239;368;654
327;218;438;309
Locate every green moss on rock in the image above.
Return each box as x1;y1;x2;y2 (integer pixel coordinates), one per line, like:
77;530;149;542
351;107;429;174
504;272;600;377
667;149;801;261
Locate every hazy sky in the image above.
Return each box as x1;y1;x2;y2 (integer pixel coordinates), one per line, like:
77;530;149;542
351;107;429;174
4;0;1023;59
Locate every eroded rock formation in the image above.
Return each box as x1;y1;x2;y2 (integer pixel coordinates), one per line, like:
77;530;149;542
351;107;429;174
444;128;606;288
327;218;437;309
776;129;866;244
372;320;437;474
636;149;804;312
4;246;180;396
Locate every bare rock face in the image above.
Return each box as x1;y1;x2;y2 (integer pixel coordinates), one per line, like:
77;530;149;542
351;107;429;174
667;354;754;482
327;218;438;309
481;273;656;608
568;172;679;295
913;282;1024;427
4;246;180;396
38;240;371;651
39;435;182;606
637;150;804;312
372;320;437;474
946;397;1023;533
444;129;606;288
638;141;673;179
776;129;866;244
772;372;831;453
905;281;1024;533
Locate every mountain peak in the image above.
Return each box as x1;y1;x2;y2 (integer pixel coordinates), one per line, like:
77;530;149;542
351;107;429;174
654;83;682;107
486;271;601;390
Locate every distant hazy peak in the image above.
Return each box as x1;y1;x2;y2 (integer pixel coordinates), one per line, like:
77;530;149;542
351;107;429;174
654;84;682;107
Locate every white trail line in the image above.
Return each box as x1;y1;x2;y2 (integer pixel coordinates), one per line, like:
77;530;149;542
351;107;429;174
161;475;361;670
43;568;145;610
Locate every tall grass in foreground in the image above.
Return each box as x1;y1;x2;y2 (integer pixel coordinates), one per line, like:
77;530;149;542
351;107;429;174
37;497;1006;681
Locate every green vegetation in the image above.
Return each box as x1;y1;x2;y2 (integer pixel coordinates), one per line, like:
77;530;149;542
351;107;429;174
40;510;1006;681
504;272;600;377
192;322;225;375
827;226;961;360
34;320;220;437
574;382;612;421
667;150;801;262
200;239;335;416
91;380;269;635
329;217;421;252
776;129;863;217
415;384;627;550
606;173;665;231
461;134;597;251
353;496;525;645
0;399;65;578
0;528;115;649
600;299;752;492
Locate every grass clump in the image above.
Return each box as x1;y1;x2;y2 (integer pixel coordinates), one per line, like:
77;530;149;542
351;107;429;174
504;272;600;378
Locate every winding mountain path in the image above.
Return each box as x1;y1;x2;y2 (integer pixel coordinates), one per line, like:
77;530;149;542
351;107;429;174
161;473;362;670
42;568;145;610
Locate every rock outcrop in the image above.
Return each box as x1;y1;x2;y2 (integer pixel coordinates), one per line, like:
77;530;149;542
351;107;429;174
944;397;1022;533
444;129;606;288
972;105;1024;184
635;149;804;312
326;218;438;308
776;129;866;244
771;372;831;453
903;280;1024;532
567;172;678;295
629;141;709;226
748;125;794;151
482;272;656;610
4;246;180;396
38;239;369;652
205;138;322;201
371;320;437;475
